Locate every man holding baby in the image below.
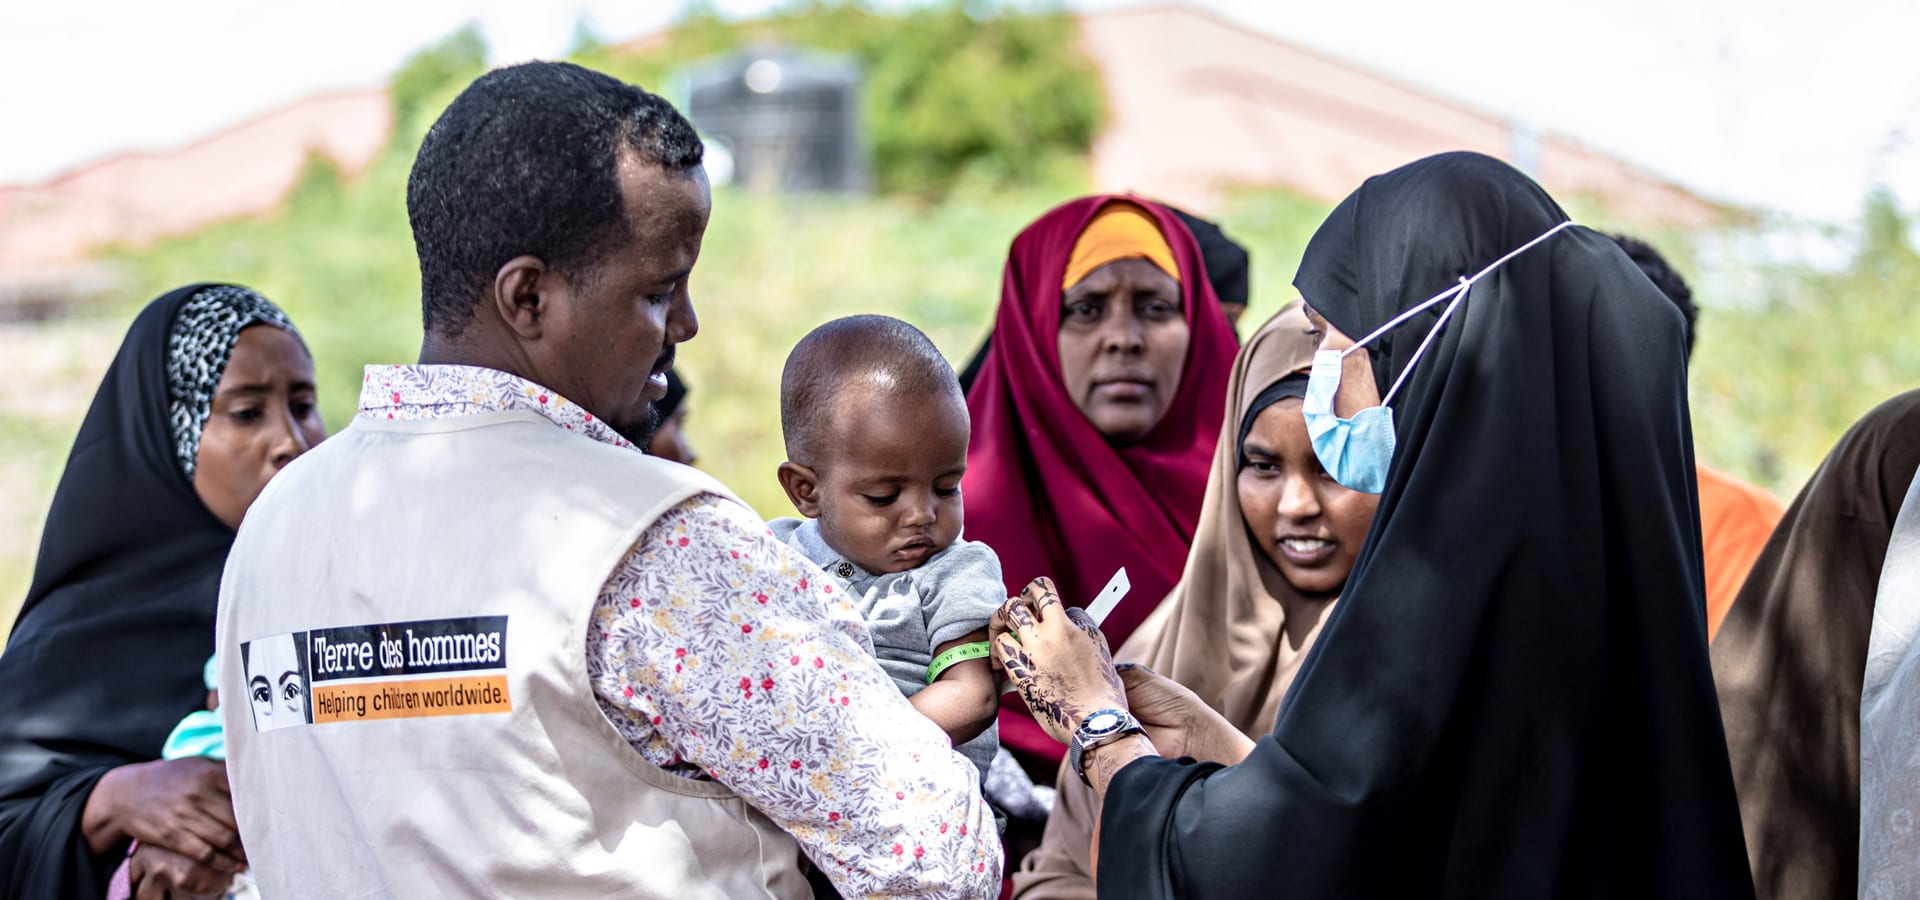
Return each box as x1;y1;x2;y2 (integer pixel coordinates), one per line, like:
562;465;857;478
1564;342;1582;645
216;61;1000;898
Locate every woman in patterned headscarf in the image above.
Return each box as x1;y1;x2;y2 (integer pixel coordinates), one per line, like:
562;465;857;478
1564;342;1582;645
0;284;324;899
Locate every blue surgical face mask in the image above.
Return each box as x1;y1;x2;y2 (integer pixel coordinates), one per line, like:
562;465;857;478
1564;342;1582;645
1301;219;1578;494
1303;350;1400;493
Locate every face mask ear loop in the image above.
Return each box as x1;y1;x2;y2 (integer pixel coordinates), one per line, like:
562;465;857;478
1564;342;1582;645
1471;219;1577;280
1344;281;1464;354
1379;277;1470;408
1334;218;1577;399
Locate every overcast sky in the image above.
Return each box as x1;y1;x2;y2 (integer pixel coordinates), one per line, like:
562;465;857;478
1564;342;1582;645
2;0;1914;223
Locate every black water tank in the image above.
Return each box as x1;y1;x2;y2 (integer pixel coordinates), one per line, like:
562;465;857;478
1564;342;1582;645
684;48;870;194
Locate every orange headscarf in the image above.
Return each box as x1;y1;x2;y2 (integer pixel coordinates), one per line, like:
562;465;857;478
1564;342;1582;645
1060;202;1181;289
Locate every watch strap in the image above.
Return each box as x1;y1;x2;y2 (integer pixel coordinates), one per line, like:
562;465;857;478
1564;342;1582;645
1070;710;1145;787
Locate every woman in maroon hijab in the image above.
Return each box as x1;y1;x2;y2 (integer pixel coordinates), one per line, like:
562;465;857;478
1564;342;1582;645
966;195;1237;771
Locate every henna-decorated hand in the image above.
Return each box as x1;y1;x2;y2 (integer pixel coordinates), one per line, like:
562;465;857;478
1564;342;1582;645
1116;663;1256;766
989;577;1128;744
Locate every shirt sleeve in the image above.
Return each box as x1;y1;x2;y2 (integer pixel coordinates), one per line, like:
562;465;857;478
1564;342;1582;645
587;493;1002;898
918;538;1008;649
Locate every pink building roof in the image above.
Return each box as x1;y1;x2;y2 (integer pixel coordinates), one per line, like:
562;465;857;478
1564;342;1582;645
0;90;391;292
1080;5;1726;227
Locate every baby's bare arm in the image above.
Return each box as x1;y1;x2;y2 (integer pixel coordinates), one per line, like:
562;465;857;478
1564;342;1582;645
911;629;998;747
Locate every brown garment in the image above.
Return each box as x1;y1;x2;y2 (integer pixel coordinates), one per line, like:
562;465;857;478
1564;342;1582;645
1011;303;1326;899
1711;389;1920;900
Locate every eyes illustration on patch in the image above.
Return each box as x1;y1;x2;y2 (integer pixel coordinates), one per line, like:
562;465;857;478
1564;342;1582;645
279;672;305;711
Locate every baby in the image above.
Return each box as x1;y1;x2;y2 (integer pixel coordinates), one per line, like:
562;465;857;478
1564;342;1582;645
769;315;1001;777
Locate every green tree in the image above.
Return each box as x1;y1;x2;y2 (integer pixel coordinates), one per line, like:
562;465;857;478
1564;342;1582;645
582;0;1103;197
390;25;489;147
1858;187;1920;275
285;152;346;218
1690;191;1920;493
568;17;607;59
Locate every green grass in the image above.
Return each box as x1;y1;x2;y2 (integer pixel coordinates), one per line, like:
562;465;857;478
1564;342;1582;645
0;412;71;617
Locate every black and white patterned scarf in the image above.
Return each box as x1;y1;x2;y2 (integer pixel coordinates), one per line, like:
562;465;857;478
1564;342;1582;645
165;285;300;477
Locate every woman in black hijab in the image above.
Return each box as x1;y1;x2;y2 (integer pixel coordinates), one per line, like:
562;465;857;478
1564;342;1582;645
990;152;1753;897
0;284;324;899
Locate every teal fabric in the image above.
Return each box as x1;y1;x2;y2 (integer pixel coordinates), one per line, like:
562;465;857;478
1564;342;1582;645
160;711;224;761
160;656;225;760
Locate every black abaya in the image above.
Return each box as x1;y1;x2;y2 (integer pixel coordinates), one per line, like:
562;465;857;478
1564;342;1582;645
0;285;239;899
1097;153;1753;898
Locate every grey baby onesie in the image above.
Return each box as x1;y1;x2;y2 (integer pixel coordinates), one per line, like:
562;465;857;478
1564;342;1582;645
769;517;1002;777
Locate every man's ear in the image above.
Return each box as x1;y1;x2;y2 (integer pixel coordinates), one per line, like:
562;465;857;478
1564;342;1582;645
491;255;549;340
777;461;823;518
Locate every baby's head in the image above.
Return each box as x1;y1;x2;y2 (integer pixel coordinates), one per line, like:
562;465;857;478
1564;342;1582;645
778;315;968;575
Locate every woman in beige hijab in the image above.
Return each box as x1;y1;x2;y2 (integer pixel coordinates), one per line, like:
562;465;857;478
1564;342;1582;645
1010;302;1379;898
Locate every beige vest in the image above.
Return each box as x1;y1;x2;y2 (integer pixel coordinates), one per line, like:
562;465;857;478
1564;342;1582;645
217;410;811;899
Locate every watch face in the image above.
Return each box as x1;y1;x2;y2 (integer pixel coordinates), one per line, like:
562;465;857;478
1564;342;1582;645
1084;711;1121;735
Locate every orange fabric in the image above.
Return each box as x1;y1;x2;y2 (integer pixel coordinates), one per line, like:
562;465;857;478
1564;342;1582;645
1060;201;1180;289
1697;460;1786;641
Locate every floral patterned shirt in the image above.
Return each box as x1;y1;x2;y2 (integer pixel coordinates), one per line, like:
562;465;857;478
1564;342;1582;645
358;364;1001;898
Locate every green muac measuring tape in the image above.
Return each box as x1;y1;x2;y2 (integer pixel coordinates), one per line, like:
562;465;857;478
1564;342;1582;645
945;568;1133;691
925;641;992;685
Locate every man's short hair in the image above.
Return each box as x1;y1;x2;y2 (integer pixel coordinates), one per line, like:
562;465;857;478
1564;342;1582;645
1610;233;1697;362
407;61;704;337
781;315;960;464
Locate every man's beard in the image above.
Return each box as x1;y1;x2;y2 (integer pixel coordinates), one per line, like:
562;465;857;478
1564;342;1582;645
615;402;664;449
615;345;675;449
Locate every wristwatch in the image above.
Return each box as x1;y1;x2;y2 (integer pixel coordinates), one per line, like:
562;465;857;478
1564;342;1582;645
1068;708;1146;787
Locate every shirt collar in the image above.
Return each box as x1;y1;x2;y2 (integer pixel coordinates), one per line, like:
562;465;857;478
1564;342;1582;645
357;364;636;450
790;518;866;581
